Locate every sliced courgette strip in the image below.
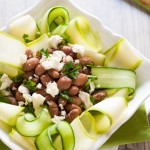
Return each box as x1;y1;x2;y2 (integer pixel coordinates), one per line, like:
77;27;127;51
16;108;52;136
36;121;75;150
91;67;136;94
38;6;69;35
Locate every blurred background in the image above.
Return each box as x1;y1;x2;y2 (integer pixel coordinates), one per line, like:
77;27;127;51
0;0;150;150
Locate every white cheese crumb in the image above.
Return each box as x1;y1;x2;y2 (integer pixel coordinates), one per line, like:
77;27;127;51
59;104;64;110
61;110;66;117
18;85;30;94
89;82;95;94
23;93;32;103
36;83;42;89
40;55;47;63
78;91;93;109
49;35;63;49
74;59;80;64
18;101;25;106
0;74;12;90
32;93;45;110
72;44;85;57
46;81;59;97
20;54;27;64
51;115;65;124
63;55;73;63
28;76;33;80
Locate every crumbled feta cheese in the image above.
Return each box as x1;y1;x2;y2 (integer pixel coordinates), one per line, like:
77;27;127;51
36;83;42;89
18;85;29;94
0;74;12;90
72;44;85;57
1;90;11;96
46;81;59;97
20;54;27;64
32;93;45;110
53;51;66;62
59;104;64;110
74;59;80;64
63;55;73;63
89;82;95;94
78;91;93;109
23;93;32;103
49;35;63;49
34;74;39;78
40;55;47;63
28;76;33;80
61;110;66;117
18;101;25;106
51;115;65;124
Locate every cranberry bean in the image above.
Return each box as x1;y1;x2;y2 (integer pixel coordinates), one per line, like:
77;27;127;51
80;67;91;75
61;46;72;55
48;69;60;79
36;51;42;59
92;91;107;102
79;57;94;66
15;91;25;102
65;109;81;123
67;86;79;96
24;71;34;80
72;73;88;86
23;58;39;72
8;97;18;105
58;97;67;106
45;95;56;102
69;52;77;59
32;77;39;83
57;76;72;91
63;56;73;63
25;49;33;59
47;101;59;117
40;74;52;86
35;64;46;76
65;103;82;114
71;96;82;106
36;89;47;97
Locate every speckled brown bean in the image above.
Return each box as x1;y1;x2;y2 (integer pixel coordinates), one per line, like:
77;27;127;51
48;48;54;54
72;73;88;86
24;71;34;80
79;57;94;66
8;97;18;105
48;69;60;79
71;96;82;106
58;97;67;106
36;89;47;97
92;91;107;102
23;58;39;72
36;51;42;59
65;109;81;123
25;49;33;59
61;46;72;55
32;77;39;83
40;74;52;86
65;103;82;114
81;67;91;75
67;86;79;96
15;91;25;102
57;76;72;91
48;101;59;117
35;64;46;76
69;52;77;59
45;95;56;102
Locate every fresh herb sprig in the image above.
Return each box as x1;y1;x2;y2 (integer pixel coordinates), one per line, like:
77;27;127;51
22;34;32;43
60;91;73;102
39;48;50;58
23;80;37;93
63;61;81;79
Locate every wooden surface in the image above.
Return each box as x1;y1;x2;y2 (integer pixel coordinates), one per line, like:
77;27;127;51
0;0;150;150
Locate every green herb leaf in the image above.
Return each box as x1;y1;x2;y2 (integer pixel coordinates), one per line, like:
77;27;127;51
63;62;81;79
60;91;73;102
24;104;35;114
23;80;36;93
22;34;32;43
90;95;95;104
13;74;24;83
39;48;50;58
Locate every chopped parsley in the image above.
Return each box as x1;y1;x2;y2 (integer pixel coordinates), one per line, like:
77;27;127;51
63;61;81;79
24;103;35;114
60;91;73;102
22;34;32;43
23;80;36;93
39;48;50;58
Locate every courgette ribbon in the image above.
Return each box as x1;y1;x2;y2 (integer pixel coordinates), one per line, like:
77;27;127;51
71;97;128;150
36;121;75;150
38;6;70;36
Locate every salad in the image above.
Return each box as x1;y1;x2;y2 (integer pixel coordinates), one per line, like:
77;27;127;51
0;6;142;150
